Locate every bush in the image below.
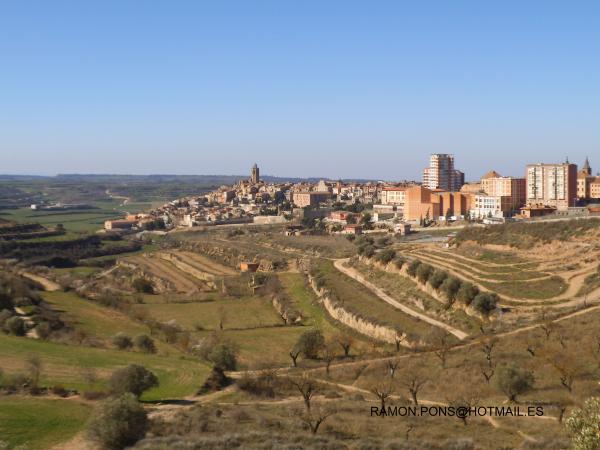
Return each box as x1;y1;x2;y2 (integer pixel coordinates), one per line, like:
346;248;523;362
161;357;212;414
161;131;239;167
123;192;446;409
566;397;600;450
198;367;231;394
428;270;448;290
51;385;69;397
456;282;479;306
208;342;238;371
393;256;406;270
237;371;279;398
416;264;433;284
87;393;148;450
134;334;156;353
296;329;325;359
109;365;159;398
5;316;26;336
440;277;462;304
375;249;396;264
35;322;52;340
471;293;498;316
357;244;376;258
494;365;534;401
407;259;421;277
132;277;154;294
112;333;133;350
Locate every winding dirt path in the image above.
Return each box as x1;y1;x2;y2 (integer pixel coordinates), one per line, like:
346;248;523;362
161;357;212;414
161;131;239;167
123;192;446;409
19;271;60;291
334;258;469;340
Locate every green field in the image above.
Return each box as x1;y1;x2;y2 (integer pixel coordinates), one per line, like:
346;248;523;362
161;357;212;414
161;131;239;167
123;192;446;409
0;333;209;400
0;397;92;450
133;296;284;331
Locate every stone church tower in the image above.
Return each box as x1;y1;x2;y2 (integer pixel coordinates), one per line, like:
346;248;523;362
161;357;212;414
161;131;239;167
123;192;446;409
251;163;260;184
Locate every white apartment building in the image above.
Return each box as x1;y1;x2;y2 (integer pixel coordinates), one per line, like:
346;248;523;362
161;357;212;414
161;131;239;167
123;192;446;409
422;154;464;191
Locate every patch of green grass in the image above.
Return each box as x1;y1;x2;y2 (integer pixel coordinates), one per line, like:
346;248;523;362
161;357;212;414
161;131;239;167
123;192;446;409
134;296;283;331
479;276;568;300
0;333;209;400
0;397;92;450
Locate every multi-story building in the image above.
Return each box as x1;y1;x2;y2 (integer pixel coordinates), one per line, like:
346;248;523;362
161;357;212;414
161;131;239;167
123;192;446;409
480;171;526;212
577;157;595;199
526;162;578;210
422;154;464;191
470;194;514;219
403;186;471;222
380;187;407;207
292;191;332;208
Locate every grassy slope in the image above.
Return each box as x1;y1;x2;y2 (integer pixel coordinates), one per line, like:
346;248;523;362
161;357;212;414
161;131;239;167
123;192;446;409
0;333;209;400
316;259;439;340
0;397;92;450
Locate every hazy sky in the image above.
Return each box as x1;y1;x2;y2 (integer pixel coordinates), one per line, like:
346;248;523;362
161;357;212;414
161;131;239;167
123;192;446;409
1;1;599;180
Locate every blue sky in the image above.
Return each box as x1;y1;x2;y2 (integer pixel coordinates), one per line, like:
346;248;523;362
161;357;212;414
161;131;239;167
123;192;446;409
1;0;599;180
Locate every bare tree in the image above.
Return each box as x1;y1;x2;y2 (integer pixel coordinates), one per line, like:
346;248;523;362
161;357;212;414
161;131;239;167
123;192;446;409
289;348;301;367
387;359;400;379
479;360;495;384
217;306;227;331
322;340;337;377
428;329;452;369
289;373;318;411
25;354;43;391
297;404;335;434
398;364;428;405
480;336;498;368
371;378;394;410
550;355;580;393
335;333;354;358
446;384;481;425
539;310;557;341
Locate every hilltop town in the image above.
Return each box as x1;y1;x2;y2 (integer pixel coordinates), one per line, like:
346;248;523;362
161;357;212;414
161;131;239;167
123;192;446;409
105;155;600;235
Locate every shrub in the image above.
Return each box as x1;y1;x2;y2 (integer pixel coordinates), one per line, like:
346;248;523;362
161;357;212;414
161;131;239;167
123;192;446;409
132;277;154;294
416;264;433;284
51;385;69;397
208;342;238;371
112;333;133;350
134;334;156;353
566;397;600;450
375;237;390;248
407;260;422;277
199;367;231;394
393;256;406;270
494;365;534;401
456;282;479;306
357;244;376;258
35;321;52;340
471;293;498;316
375;249;396;264
428;270;448;290
440;276;462;304
5;316;26;336
87;393;148;450
296;329;325;359
237;371;279;398
109;364;159;398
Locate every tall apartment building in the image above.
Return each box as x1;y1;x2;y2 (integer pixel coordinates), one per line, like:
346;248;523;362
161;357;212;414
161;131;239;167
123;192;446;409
422;154;464;191
526;162;578;210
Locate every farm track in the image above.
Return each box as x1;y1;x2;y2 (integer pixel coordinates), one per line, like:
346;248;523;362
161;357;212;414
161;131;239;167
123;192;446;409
18;271;60;291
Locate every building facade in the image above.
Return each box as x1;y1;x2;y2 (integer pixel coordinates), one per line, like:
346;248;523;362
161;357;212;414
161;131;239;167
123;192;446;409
526;162;578;210
380;187;407;206
422;154;464;191
480;172;526;212
292;191;332;208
